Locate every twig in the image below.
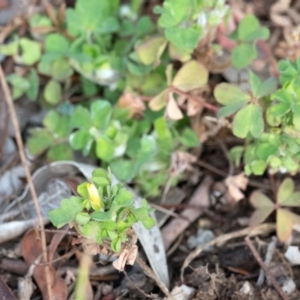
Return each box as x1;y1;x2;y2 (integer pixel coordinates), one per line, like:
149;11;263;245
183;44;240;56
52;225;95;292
123;269;158;299
257;236;277;286
150;203;184;220
181;223;276;280
245;236;288;300
136;256;174;300
166;233;185;257
169;86;219;112
0;65;53;300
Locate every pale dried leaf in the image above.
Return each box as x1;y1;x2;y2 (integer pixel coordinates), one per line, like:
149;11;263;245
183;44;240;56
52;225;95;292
117;92;146;117
225;172;248;202
112;245;138;271
166;93;183;120
169;151;197;177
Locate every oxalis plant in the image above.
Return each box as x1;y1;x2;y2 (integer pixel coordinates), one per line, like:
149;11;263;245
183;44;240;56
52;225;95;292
48;168;155;258
250;178;300;243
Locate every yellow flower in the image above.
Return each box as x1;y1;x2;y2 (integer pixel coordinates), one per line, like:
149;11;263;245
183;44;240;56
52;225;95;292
87;183;103;211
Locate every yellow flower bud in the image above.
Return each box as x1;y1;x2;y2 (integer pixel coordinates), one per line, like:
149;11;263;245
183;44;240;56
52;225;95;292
87;183;103;211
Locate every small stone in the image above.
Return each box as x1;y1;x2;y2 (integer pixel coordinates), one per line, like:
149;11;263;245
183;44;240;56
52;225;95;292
187;229;215;251
281;277;296;295
284;246;300;265
171;284;195;300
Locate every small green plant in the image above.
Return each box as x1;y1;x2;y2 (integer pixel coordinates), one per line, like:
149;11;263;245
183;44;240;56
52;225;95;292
230;15;270;69
48;168;155;253
249;178;300;242
27;100;199;196
215;56;300;176
153;0;229;54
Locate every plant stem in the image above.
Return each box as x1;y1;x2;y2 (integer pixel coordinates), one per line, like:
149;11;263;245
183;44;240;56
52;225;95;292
169;86;219;112
0;65;53;300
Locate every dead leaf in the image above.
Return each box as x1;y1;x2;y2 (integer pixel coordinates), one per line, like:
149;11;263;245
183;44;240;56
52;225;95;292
21;229;68;300
169;151;197;177
112;245;138;271
49;230;66;264
117;92;146;117
225;172;248;202
166;93;183;120
270;0;292;27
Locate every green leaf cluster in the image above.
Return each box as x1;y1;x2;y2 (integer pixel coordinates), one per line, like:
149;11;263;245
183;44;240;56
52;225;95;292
48;168;156;253
217;58;300;176
154;0;228;52
231;15;270;69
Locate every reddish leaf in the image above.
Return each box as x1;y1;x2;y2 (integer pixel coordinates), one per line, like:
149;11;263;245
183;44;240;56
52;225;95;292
250;191;274;208
249;207;274;226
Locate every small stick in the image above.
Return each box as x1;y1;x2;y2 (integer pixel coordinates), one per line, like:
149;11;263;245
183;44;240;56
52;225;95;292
0;65;53;300
245;236;288;300
136;256;174;300
257;236;277;286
